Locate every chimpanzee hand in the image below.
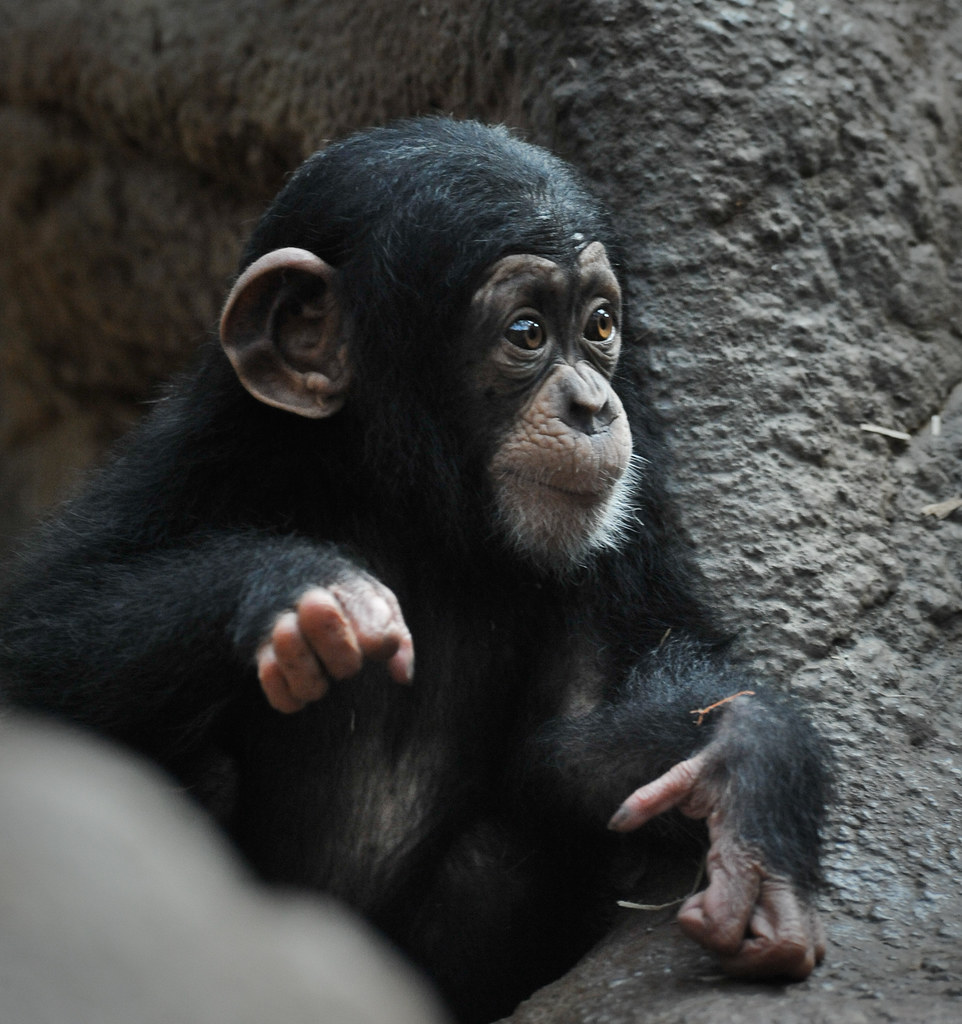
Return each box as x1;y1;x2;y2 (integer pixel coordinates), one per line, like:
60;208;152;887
256;575;414;713
607;724;825;980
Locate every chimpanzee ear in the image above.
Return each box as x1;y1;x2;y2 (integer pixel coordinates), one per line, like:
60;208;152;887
219;247;351;419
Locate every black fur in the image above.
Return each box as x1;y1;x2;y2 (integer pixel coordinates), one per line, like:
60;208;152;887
0;119;830;1023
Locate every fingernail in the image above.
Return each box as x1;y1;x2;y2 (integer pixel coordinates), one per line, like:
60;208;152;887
608;806;630;831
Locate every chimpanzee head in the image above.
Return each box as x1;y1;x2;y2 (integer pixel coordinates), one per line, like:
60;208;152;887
219;119;638;571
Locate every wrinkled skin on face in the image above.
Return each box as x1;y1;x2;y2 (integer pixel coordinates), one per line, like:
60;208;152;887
468;243;638;569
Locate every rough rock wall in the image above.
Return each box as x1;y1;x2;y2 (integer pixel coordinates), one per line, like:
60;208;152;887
0;0;525;550
1;1;961;1021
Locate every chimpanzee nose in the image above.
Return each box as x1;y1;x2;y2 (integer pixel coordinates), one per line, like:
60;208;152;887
558;361;616;435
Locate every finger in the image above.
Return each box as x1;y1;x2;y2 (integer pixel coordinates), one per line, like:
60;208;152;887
257;644;308;714
379;585;414;683
386;630;415;685
331;581;415;684
677;852;758;956
812;907;827;963
272;609;333;700
348;591;402;661
296;589;364;680
607;754;703;831
720;932;818;981
716;882;823;981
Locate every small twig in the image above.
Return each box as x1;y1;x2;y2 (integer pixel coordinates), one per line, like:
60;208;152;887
921;497;962;520
658;627;672;648
617;860;706;912
615;894;687;912
860;423;911;442
689;690;755;726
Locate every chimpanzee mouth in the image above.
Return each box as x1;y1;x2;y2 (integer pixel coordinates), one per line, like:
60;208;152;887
499;468;611;504
539;480;609;503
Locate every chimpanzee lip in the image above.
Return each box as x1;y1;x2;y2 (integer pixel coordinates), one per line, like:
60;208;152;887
501;468;612;502
541;480;606;500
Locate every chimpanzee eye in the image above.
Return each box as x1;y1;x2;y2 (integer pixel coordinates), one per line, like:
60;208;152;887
584;306;615;343
505;318;546;350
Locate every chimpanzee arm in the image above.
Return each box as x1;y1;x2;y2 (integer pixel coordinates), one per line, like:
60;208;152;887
0;530;410;748
523;637;832;979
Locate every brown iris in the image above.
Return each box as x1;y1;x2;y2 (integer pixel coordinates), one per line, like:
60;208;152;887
584;307;614;342
505;318;546;350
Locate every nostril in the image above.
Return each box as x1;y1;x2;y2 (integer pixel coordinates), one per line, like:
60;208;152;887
560;402;592;435
562;397;615;436
593;399;616;428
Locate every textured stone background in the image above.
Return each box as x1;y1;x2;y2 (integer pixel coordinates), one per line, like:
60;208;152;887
1;1;960;1021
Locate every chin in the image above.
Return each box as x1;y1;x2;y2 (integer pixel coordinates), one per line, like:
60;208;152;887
493;460;642;576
